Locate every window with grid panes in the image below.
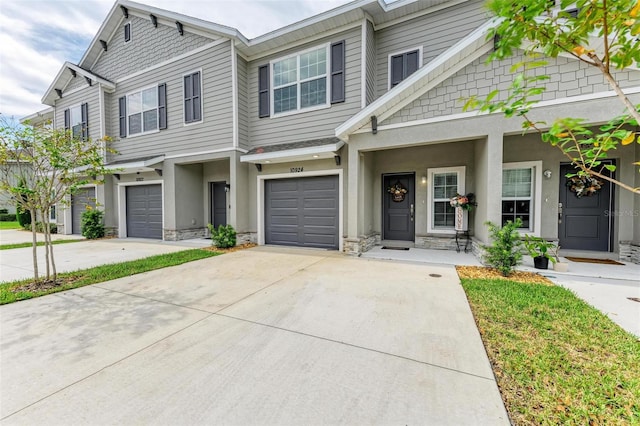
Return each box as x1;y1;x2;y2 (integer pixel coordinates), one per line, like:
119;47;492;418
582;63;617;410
502;168;533;229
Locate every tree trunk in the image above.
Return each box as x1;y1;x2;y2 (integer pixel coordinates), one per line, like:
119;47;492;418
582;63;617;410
30;209;39;282
42;210;51;281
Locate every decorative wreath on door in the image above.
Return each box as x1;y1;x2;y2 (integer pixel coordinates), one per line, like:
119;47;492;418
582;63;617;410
387;182;408;202
566;175;603;198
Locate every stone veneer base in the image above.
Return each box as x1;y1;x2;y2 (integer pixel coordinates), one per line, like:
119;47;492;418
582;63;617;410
619;241;640;264
164;228;207;241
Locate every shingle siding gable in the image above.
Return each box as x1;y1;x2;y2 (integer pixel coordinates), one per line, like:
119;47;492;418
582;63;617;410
91;15;214;81
382;52;640;126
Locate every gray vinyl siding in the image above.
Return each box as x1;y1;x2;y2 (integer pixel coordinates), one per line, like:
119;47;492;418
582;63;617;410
375;0;488;98
92;15;214;81
53;86;100;141
109;41;234;160
365;20;376;105
237;55;249;150
384;52;640;126
247;27;362;147
66;75;88;91
104;91;112;140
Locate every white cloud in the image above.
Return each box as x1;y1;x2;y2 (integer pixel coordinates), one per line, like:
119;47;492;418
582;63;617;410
0;0;353;119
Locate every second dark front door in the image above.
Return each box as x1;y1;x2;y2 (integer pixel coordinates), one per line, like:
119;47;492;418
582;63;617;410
558;163;613;251
210;182;227;228
383;173;415;241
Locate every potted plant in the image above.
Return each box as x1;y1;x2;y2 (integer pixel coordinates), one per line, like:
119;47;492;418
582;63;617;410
551;244;569;272
523;235;556;269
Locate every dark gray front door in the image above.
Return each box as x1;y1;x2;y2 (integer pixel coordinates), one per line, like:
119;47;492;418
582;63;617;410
558;163;613;251
265;175;339;249
383;173;415;241
71;187;95;234
210;182;227;228
126;185;162;239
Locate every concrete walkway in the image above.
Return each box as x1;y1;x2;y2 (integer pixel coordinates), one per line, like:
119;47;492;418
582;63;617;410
0;247;509;425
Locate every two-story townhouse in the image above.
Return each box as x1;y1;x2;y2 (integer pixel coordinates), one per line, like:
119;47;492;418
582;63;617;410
28;0;640;264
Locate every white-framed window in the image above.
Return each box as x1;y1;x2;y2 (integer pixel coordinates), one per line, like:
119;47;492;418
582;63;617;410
427;166;465;233
502;161;542;235
388;46;423;89
69;105;82;139
49;205;56;221
126;86;158;136
271;44;329;115
183;70;202;124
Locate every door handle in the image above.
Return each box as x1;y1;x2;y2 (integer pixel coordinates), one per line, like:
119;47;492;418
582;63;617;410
410;203;414;222
558;202;563;224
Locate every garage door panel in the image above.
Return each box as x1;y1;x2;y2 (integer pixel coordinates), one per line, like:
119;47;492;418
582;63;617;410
126;185;162;239
265;176;338;250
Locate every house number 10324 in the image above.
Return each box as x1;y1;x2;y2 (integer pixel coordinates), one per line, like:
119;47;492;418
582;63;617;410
290;167;304;173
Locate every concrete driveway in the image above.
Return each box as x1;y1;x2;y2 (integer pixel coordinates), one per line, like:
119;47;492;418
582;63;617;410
0;246;508;425
0;234;209;282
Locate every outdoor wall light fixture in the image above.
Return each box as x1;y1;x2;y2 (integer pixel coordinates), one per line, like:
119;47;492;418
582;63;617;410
544;169;552;179
421;175;427;184
334;155;341;166
225;183;231;192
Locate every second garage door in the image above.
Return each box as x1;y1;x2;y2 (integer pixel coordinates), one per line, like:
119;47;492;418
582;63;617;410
265;175;339;250
126;185;162;239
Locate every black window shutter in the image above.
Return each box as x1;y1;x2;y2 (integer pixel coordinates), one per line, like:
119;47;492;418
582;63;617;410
81;103;89;140
405;51;419;78
330;40;345;104
192;72;201;122
118;96;127;138
390;54;404;87
258;65;269;118
64;108;70;131
158;83;167;129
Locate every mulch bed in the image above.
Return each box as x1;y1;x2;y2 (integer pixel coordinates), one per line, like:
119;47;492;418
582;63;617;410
201;243;257;254
11;277;76;294
456;265;553;285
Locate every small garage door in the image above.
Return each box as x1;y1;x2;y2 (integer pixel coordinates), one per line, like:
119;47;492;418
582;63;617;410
265;175;339;249
126;185;162;239
71;187;96;235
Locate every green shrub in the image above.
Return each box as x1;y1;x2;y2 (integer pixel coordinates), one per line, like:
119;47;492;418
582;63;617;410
207;224;236;248
0;213;17;221
0;208;8;214
35;222;57;234
81;209;105;239
15;179;31;228
483;218;523;276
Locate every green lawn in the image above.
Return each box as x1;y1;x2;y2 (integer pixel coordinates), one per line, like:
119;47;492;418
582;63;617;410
461;278;640;425
0;249;220;305
0;239;84;250
0;221;21;230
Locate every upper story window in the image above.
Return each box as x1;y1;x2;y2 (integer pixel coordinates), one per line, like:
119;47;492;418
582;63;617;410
427;166;465;233
124;22;131;42
273;46;328;114
502;161;542;235
258;40;345;118
184;71;202;124
389;47;422;88
118;84;166;138
64;103;88;140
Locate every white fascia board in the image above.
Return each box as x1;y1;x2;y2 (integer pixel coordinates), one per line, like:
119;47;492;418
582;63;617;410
335;19;498;140
20;107;54;124
66;63;115;89
240;141;345;164
41;62;116;106
104;155;165;173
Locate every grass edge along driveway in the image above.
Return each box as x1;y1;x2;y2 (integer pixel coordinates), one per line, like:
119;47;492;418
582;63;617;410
0;249;220;305
461;277;640;425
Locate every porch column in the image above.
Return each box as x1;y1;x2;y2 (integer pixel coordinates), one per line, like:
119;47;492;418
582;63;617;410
345;142;360;252
229;151;249;234
473;131;503;244
162;161;177;239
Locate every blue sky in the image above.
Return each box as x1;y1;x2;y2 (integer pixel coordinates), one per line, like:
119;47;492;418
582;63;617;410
0;0;354;119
